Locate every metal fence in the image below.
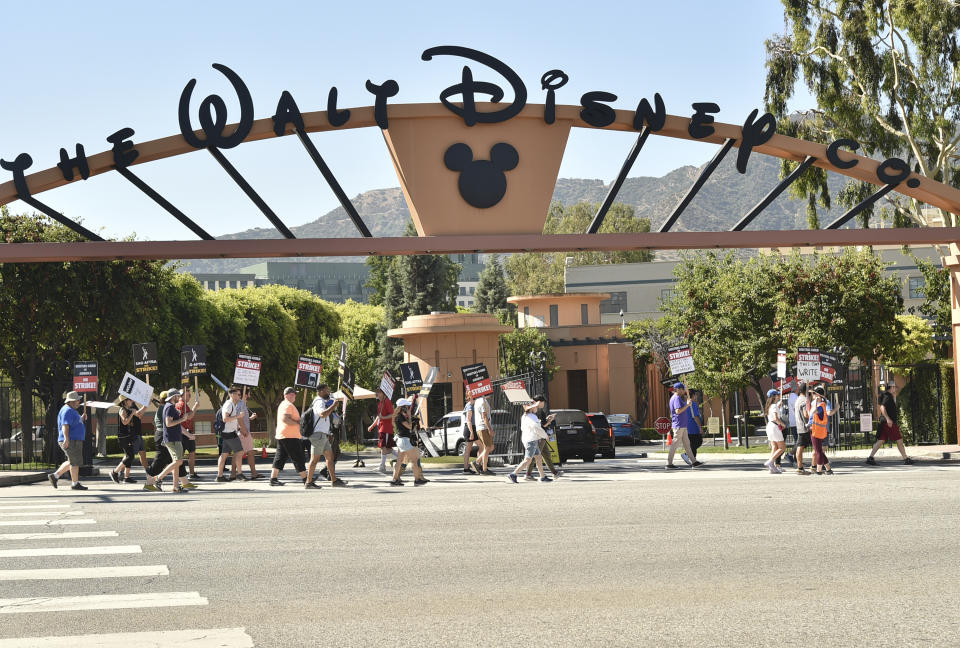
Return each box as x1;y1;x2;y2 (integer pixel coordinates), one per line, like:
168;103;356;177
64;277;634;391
484;370;547;464
0;378;62;471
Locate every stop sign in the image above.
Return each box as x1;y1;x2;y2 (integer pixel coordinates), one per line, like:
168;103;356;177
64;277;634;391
654;417;671;435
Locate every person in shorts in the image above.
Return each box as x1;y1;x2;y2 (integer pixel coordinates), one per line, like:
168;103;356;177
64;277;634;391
177;387;200;480
270;387;309;487
461;392;480;474
217;387;246;482
305;384;346;488
109;398;147;484
236;390;262;479
389;398;428;486
49;391;88;491
507;401;551;483
763;389;786;474
523;395;561;480
368;388;398;474
793;383;812;474
144;389;196;492
473;393;496;475
866;382;914;466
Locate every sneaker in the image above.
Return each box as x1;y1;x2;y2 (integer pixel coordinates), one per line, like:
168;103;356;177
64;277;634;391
796;469;810;475
236;473;249;481
189;473;202;480
483;469;496;476
47;473;58;489
462;468;473;474
691;461;704;467
216;475;228;482
414;478;429;486
250;473;264;480
109;470;120;484
470;460;481;474
123;477;137;483
665;464;679;470
269;478;283;487
70;483;88;490
172;485;187;493
553;469;564;479
769;465;779;474
825;469;835;475
389;480;404;487
305;481;322;489
763;459;772;468
680;453;692;466
228;474;238;481
904;457;915;465
524;475;537;482
330;479;347;487
507;473;518;483
142;482;160;492
540;476;553;483
865;456;877;465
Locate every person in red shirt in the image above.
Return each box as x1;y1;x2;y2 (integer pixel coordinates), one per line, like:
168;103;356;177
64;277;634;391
368;388;398;474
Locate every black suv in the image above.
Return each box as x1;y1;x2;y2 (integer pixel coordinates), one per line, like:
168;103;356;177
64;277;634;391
549;409;597;463
587;413;615;459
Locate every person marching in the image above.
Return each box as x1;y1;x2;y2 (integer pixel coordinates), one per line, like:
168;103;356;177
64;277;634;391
144;389;196;492
665;383;700;469
389;398;428;487
523;395;562;480
109;398;147;484
473;392;496;475
237;389;262;479
270;387;309;487
809;385;834;475
508;399;552;483
176;387;200;480
866;382;914;466
369;387;399;474
461;391;480;474
305;384;346;488
124;399;150;483
48;391;88;491
681;389;704;465
762;389;787;474
217;387;246;482
793;383;812;474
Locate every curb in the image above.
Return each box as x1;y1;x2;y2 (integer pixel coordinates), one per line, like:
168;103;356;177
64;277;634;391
0;472;48;487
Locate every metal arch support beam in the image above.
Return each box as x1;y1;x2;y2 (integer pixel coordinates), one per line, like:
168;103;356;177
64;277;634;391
114;166;213;240
587;126;651;234
18;196;103;241
825;183;899;230
731;156;817;232
2;228;957;263
207;148;295;239
658;138;736;233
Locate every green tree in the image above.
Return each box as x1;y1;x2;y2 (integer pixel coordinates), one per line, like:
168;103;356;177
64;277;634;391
506;201;654;295
622;318;679;426
364;256;393;307
765;0;960;228
883;314;935;367
499;327;556;381
907;251;951;356
474;254;513;324
377;259;406;374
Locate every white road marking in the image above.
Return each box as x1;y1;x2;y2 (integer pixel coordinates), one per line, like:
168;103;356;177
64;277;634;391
0;626;253;647
0;545;140;558
0;506;71;511
0;565;168;581
0;519;95;527
0;531;117;541
0;511;83;517
0;591;205;613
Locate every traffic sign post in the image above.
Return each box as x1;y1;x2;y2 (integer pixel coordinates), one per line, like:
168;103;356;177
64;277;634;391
655;416;671;451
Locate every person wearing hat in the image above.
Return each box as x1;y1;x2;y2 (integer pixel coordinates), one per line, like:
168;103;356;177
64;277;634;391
866;381;914;466
143;389;197;492
793;382;813;475
809;385;834;475
270;387;310;487
523;395;562;480
389;397;427;486
763;388;787;474
368;387;399;474
304;384;347;488
666;383;701;469
48;391;88;490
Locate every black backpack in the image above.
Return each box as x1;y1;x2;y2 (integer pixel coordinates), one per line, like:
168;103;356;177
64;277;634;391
300;406;315;438
213;407;226;435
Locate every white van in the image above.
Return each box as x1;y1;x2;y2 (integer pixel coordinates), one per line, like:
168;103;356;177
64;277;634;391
424;409;518;456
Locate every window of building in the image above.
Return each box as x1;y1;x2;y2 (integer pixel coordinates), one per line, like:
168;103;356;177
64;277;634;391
194;421;211;434
599;291;627;314
469;286;475;295
581;303;589;325
908;276;925;299
549;304;559;327
458;300;465;307
459;286;466;295
660;288;677;304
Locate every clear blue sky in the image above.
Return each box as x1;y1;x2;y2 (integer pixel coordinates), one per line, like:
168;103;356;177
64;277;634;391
1;0;812;240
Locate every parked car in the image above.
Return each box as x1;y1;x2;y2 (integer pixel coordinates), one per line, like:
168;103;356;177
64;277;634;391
587;413;615;458
606;414;638;444
549;409;597;463
424;409;516;457
0;426;44;463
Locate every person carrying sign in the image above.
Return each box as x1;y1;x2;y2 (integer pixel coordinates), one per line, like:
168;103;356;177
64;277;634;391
304;384;347;488
461;392;480;474
109;398;148;484
866;382;914;466
389;398;428;486
217;387;247;482
48;391;88;491
270;387;310;487
176;387;200;481
509;397;553;483
474;393;496;475
665;383;701;469
369;388;399;474
762;389;787;474
144;389;197;492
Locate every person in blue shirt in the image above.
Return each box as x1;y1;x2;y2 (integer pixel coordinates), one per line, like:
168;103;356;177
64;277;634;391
681;389;704;465
666;383;702;469
48;391;88;491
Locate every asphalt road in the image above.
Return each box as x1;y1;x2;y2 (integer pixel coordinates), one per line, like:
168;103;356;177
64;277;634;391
0;450;958;647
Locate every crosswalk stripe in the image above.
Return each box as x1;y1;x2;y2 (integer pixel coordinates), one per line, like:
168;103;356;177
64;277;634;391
0;511;83;518
0;519;95;527
0;626;253;647
0;591;205;613
0;545;140;558
0;506;71;511
0;565;168;581
0;531;117;541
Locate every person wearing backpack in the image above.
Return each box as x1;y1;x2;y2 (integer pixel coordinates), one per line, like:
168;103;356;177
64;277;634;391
236;389;263;479
304;384;346;488
145;391;186;488
216;387;245;482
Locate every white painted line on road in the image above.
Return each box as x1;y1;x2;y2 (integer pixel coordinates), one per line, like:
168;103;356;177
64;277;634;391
0;545;140;558
0;511;83;517
0;626;253;647
0;505;71;511
0;591;205;613
0;564;168;581
0;519;95;527
0;531;117;541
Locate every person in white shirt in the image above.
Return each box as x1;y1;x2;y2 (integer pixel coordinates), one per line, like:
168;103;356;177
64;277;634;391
473;394;495;475
507;400;551;483
216;387;245;482
305;384;346;488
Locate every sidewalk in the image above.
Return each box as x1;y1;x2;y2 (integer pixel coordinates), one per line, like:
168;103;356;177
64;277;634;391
646;444;960;462
0;470;48;487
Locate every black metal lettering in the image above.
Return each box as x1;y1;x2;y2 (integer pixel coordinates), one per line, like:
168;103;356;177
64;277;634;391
826;138;860;169
633;93;665;131
178;63;254;149
327;87;350;127
364;79;399;130
579;91;618;128
0;153;33;198
540;69;568;125
57;144;89;181
876;157;910;184
272;90;305;137
422;45;527;126
688;102;720;139
106;128;139;168
736;109;777;173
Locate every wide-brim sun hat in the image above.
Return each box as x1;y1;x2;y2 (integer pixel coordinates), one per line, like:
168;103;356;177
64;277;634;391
396;398;412;408
64;391;81;403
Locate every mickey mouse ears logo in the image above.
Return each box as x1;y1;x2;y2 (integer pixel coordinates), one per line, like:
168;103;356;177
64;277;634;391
444;142;519;208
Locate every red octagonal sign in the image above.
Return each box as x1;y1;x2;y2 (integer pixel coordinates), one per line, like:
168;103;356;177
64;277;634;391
654;417;671;435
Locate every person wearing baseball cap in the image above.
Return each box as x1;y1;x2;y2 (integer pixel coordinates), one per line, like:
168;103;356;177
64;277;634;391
809;385;834;475
143;389;196;492
270;387;310;487
666;383;701;469
48;391;88;490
